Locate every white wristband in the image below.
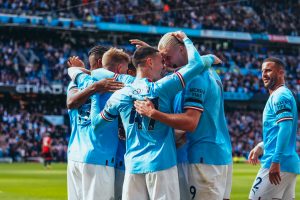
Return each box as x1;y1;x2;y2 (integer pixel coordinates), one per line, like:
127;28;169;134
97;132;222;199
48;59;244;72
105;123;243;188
257;141;264;150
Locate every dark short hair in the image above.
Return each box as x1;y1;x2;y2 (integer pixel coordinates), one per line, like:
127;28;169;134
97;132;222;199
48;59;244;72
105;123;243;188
132;46;159;68
128;61;136;71
88;45;109;60
263;57;285;70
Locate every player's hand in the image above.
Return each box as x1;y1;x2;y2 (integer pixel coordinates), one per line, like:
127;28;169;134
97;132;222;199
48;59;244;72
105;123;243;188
67;56;85;68
269;163;281;185
134;98;155;118
175;129;187;148
171;31;187;42
129;39;151;48
248;145;263;165
93;78;124;93
212;55;222;64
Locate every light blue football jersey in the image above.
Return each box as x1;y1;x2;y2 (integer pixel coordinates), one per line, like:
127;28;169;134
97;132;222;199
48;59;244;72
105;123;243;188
92;68;135;170
68;71;135;166
180;68;232;165
67;81;81;162
173;91;189;164
91;37;214;173
172;54;217;164
260;86;299;174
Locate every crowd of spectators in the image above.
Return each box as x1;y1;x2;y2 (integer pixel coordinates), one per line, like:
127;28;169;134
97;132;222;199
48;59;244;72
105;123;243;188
0;102;69;162
0;36;299;94
0;0;299;36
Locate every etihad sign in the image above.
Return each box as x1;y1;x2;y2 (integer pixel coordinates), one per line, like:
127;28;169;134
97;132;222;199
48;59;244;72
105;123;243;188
15;84;65;94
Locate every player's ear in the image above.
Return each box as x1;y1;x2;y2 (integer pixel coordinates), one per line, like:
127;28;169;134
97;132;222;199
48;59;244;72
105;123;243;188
146;57;153;68
279;68;285;77
97;58;102;68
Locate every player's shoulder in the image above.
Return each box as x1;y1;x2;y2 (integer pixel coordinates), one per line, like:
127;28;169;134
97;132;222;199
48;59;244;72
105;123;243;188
117;74;135;84
111;86;132;100
186;71;209;88
272;86;294;101
270;86;295;108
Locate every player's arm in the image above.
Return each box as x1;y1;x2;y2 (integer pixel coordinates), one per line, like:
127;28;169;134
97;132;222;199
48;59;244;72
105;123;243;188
129;39;152;48
92;68;135;84
269;93;294;185
248;142;264;165
134;98;201;132
67;68;123;109
67;56;91;75
67;83;97;109
155;32;220;97
90;93;119;130
135;70;208;132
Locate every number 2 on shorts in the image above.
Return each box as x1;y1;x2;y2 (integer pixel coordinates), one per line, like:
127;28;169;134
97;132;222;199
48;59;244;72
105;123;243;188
252;177;262;194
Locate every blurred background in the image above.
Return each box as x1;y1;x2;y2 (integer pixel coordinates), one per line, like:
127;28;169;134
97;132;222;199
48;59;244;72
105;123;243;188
0;0;299;199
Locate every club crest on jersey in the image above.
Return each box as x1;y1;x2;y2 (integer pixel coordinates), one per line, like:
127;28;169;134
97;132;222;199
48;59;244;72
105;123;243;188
132;88;142;95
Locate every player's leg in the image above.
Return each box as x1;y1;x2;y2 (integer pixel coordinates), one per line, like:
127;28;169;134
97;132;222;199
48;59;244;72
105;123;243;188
81;163;115;200
248;168;295;200
223;164;233;200
67;160;82;200
122;172;148;200
280;173;297;200
177;163;190;200
115;168;125;200
146;166;180;200
188;163;227;200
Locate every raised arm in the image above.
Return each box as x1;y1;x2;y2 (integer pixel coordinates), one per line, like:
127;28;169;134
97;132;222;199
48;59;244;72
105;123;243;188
154;32;217;98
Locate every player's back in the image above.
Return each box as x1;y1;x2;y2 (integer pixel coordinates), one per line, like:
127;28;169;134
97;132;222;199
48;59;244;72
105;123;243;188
71;74;118;166
106;78;177;174
186;68;232;165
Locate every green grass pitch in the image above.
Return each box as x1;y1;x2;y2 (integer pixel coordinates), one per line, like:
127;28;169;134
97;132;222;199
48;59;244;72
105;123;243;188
0;163;299;200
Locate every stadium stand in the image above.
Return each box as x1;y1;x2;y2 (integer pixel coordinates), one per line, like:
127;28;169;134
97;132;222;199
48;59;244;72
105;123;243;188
0;0;299;35
0;0;299;163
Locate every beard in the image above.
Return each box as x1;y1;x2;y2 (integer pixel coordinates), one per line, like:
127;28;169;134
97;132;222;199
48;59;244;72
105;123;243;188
264;76;277;90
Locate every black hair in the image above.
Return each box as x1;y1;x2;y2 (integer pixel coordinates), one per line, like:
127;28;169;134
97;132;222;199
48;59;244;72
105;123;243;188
132;46;159;68
88;45;109;60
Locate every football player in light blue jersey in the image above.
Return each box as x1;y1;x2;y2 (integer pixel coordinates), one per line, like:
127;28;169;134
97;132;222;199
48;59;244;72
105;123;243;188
131;34;223;200
248;57;299;200
134;33;231;200
77;50;215;200
90;31;215;200
85;63;136;200
66;46;128;200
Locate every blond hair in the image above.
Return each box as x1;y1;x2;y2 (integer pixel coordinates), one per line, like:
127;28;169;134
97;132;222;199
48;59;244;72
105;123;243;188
158;32;184;51
102;48;130;70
